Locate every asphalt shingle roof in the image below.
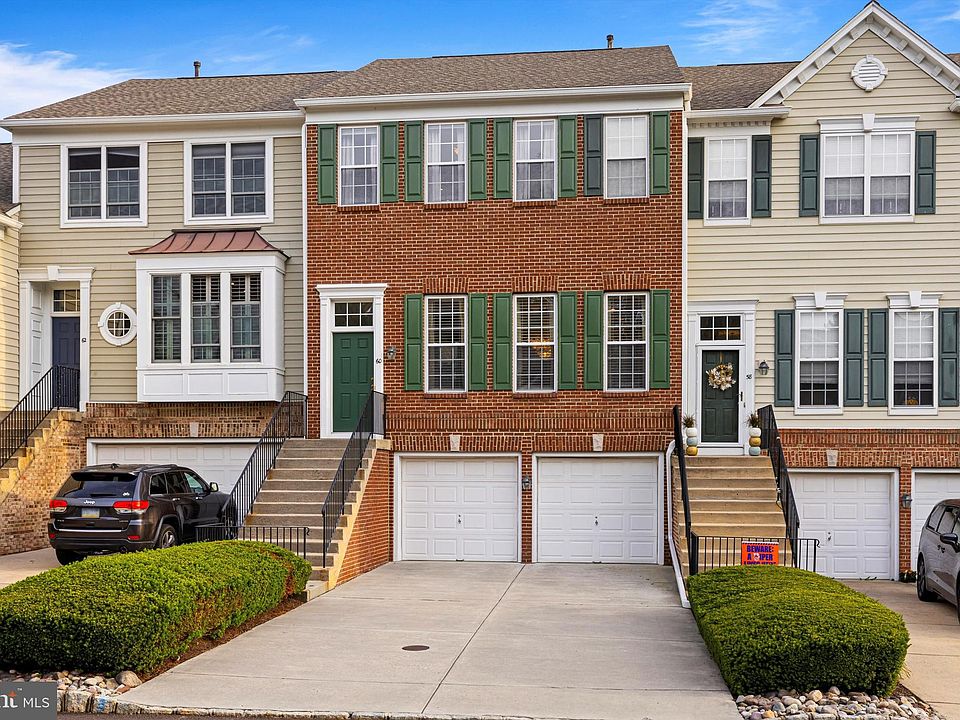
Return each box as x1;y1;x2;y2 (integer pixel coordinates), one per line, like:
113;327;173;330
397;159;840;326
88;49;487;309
682;62;798;111
0;144;14;212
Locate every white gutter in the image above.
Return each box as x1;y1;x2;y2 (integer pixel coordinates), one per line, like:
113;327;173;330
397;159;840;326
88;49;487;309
0;209;22;230
666;440;691;609
686;106;791;121
1;109;304;131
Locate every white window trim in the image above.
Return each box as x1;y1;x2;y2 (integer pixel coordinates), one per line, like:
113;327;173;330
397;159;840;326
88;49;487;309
512;119;558;203
424;122;468;204
60;142;148;228
423;294;468;393
337;125;380;208
703;136;751;226
98;302;137;347
183;138;274;225
602;115;650;200
818;114;917;225
793;293;847;416
888;291;941;416
513;293;558;393
603;291;650;393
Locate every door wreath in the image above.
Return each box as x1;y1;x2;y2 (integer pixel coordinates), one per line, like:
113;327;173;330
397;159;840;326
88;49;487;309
706;363;736;391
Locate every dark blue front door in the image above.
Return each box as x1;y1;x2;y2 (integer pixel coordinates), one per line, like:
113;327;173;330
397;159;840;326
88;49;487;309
52;317;80;369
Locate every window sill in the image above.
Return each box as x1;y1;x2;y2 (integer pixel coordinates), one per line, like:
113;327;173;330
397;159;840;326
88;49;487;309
703;217;751;227
336;204;380;213
602;196;651;206
422;391;469;398
819;215;914;225
511;200;558;208
184;214;273;226
61;218;148;229
888;406;938;417
511;391;558;398
424;202;469;211
601;389;649;396
793;407;844;416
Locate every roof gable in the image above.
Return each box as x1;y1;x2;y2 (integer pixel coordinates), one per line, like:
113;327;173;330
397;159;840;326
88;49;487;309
751;2;960;108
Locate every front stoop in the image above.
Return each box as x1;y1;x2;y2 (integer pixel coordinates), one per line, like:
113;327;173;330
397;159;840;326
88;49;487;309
0;411;81;507
245;437;391;598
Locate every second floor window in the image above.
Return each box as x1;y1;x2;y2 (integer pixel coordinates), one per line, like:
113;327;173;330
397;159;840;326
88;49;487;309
426;123;467;203
707;138;748;219
67;146;141;220
606;293;648;391
152;275;181;362
515;294;556;392
191;274;220;362
191;142;266;219
892;309;935;408
514;120;556;201
339;126;379;206
605;116;648;199
823;132;911;218
231;274;261;361
425;296;467;391
797;310;841;408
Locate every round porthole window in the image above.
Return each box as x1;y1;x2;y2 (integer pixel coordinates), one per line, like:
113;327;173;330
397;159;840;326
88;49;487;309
98;303;137;346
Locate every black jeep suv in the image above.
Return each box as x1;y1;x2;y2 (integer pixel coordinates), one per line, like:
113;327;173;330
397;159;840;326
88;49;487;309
48;464;236;564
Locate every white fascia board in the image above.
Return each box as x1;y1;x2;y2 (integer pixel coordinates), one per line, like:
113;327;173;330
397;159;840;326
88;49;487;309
0;211;22;230
686;106;790;122
2;110;303;130
133;252;287;273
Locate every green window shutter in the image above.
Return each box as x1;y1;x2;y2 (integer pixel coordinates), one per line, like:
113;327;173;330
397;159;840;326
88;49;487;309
403;294;424;391
558;292;577;389
844;309;864;407
868;309;888;406
468;294;488;391
799;134;819;217
687;137;704;220
649;112;670;195
584;115;603;196
317;124;336;204
404;122;423;202
492;293;512;390
916;130;936;215
468;119;487;201
380;122;398;203
583;291;603;389
650;290;670;388
940;307;959;407
493;118;512;199
774;310;794;406
558;116;577;198
752;134;772;218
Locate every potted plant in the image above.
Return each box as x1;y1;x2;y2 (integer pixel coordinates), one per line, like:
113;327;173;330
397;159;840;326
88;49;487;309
682;414;699;456
747;412;762;456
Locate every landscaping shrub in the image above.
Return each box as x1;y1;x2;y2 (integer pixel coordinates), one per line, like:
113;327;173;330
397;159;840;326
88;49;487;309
688;566;908;696
0;541;311;673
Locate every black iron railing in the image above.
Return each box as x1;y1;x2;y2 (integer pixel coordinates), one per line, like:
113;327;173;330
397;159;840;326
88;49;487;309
672;405;695;573
230;391;307;526
757;405;801;558
320;391;386;567
0;366;79;469
195;524;310;559
688;533;819;575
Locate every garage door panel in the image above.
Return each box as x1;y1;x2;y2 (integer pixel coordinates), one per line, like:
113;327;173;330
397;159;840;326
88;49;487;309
911;471;960;570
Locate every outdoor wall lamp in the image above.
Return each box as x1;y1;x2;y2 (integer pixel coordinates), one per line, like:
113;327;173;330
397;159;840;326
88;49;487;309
521;475;532;491
386;345;397;361
757;360;770;376
901;493;913;509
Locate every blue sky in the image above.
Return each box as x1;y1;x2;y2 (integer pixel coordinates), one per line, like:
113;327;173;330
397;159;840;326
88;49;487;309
0;0;958;131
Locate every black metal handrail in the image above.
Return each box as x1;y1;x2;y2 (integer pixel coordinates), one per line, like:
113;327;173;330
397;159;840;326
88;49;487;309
757;405;800;558
688;533;819;575
0;366;79;469
320;390;386;567
230;391;307;526
671;405;696;574
195;524;310;559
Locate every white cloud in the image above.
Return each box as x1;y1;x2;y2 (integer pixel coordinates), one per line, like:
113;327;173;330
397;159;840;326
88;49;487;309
685;0;815;57
943;5;960;21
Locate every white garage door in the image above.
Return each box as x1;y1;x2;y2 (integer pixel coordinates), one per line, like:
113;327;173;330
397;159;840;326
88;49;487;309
912;470;960;570
400;456;519;561
536;456;660;563
91;442;258;496
792;470;894;579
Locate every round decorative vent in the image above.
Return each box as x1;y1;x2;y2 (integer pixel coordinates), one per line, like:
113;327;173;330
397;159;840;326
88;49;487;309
851;55;888;91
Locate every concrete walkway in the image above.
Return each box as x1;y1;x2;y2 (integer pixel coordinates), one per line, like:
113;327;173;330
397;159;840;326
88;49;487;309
126;562;739;720
0;548;57;587
848;580;960;720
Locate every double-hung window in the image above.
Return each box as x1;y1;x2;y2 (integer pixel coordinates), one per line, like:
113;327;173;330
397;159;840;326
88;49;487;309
706;138;748;220
426;123;467;203
605;293;648;391
231;274;261;361
892;309;935;408
797;310;841;408
190;141;267;220
604;116;648;199
514;120;556;201
339;126;379;206
822;131;912;218
65;145;143;222
152;275;181;362
425;296;467;392
191;275;220;362
514;294;556;392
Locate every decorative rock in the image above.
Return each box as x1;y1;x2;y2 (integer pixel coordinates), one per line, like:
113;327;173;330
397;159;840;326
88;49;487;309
783;696;802;707
736;688;946;720
810;690;825;702
116;670;142;688
64;689;92;713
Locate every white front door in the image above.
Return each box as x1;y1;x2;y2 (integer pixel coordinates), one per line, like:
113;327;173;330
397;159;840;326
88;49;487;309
536;456;660;563
399;456;519;561
792;470;895;579
912;470;960;570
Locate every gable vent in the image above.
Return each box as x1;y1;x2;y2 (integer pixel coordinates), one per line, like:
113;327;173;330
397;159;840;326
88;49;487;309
851;55;888;91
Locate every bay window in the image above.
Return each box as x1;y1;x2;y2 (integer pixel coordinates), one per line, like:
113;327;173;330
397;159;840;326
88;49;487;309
152;275;181;362
191;275;220;362
425;296;467;392
514;120;556;201
231;274;261;362
515;294;556;392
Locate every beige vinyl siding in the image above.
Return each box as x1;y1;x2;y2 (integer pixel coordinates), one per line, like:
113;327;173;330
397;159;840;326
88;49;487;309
17;135;304;403
0;220;20;410
688;30;960;429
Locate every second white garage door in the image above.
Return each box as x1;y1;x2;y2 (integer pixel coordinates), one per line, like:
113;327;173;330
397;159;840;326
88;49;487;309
792;470;895;579
399;456;519;561
911;470;960;570
536;456;660;563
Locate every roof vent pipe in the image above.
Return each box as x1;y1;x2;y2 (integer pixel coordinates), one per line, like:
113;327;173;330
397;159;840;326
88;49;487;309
193;60;201;78
607;34;614;49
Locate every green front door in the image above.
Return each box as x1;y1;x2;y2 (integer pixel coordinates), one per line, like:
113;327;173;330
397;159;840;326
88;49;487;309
701;349;740;443
333;332;374;433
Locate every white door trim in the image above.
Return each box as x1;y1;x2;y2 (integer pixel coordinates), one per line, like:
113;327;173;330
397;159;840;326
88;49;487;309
393;452;522;562
315;283;387;439
686;299;757;455
531;452;665;564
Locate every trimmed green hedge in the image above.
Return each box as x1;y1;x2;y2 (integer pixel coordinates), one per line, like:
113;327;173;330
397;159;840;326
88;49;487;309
688;566;908;696
0;541;311;673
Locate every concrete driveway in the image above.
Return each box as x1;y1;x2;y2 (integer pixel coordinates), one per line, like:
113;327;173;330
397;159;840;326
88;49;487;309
125;562;739;720
0;548;57;587
848;580;960;720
